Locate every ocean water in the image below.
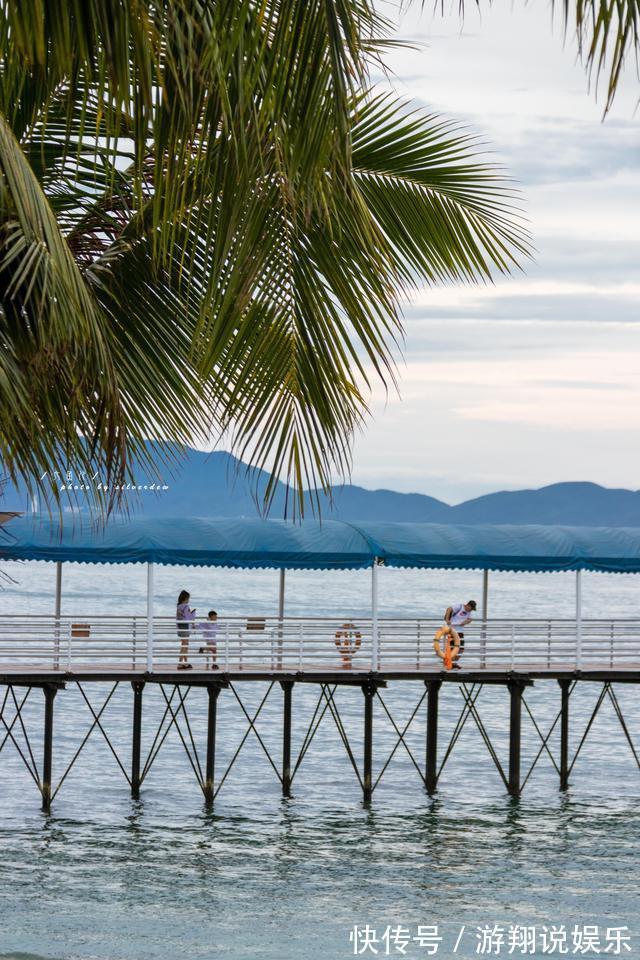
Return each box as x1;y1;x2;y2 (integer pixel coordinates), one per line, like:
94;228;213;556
0;562;638;960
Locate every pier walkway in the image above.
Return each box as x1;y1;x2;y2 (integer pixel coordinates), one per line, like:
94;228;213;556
0;614;638;677
0;615;638;811
3;516;640;809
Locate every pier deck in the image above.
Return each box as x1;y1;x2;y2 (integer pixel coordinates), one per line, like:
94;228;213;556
1;663;640;683
0;614;639;809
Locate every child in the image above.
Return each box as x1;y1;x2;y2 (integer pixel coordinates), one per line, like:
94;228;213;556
199;610;219;669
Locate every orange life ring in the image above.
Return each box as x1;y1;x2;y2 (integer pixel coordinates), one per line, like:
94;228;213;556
433;626;458;670
335;623;362;664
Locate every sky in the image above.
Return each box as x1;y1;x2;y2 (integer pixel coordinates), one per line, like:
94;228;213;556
344;0;640;502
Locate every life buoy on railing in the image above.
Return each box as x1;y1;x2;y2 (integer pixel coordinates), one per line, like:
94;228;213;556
335;621;362;668
433;625;459;670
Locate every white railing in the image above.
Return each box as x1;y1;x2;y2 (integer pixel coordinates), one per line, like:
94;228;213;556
0;615;638;672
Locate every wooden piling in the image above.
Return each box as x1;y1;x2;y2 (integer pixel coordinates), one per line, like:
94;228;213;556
42;685;57;812
204;685;220;806
559;678;571;790
508;680;523;797
131;681;145;799
281;680;293;798
363;682;374;802
425;678;441;795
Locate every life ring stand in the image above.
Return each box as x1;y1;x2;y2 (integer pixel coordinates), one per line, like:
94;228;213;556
433;625;460;671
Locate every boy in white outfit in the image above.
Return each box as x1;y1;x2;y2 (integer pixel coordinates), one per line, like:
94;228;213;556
199;611;219;669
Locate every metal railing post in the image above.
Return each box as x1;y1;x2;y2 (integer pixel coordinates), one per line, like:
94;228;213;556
610;621;614;668
132;617;138;670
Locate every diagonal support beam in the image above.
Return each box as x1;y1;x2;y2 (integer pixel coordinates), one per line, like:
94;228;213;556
320;685;363;790
75;682;131;785
214;683;278;799
291;684;336;782
51;683;122;802
140;685;183;783
373;688;428;791
606;685;640;771
229;682;282;782
568;683;609;776
0;687;41;791
438;683;482;779
157;684;205;791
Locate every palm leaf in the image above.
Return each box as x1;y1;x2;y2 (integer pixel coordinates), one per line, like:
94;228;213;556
351;94;530;286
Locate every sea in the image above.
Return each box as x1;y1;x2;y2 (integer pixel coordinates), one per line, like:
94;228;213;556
0;561;638;960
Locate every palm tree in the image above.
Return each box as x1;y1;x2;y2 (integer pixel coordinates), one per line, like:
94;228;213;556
0;0;534;516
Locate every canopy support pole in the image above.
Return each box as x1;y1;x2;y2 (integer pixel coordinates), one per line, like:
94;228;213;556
54;561;62;671
146;562;154;673
371;561;379;671
278;569;286;619
480;569;489;668
277;570;286;669
576;570;583;670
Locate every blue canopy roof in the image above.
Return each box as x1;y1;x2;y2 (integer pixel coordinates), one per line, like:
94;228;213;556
0;516;374;570
2;515;640;573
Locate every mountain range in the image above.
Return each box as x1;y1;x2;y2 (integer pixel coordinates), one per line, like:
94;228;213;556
3;443;640;526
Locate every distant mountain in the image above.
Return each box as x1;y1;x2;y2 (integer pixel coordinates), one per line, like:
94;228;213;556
2;443;640;526
447;482;640;526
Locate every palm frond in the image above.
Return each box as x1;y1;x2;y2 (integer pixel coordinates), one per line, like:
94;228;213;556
558;0;640;112
351;94;531;286
0;2;535;519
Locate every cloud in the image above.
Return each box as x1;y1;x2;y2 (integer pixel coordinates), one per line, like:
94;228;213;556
501;117;639;187
348;1;640;500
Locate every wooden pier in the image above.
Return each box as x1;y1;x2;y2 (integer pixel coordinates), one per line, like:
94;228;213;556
3;517;640;810
0;649;638;811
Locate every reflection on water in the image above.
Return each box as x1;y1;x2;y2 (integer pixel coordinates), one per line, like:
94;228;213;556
0;564;638;959
0;797;638;959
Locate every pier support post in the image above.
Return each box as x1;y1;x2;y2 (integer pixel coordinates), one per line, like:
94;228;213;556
508;681;523;798
281;680;294;797
42;685;57;812
131;681;145;799
204;685;220;806
425;678;441;795
559;679;571;790
362;682;375;802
